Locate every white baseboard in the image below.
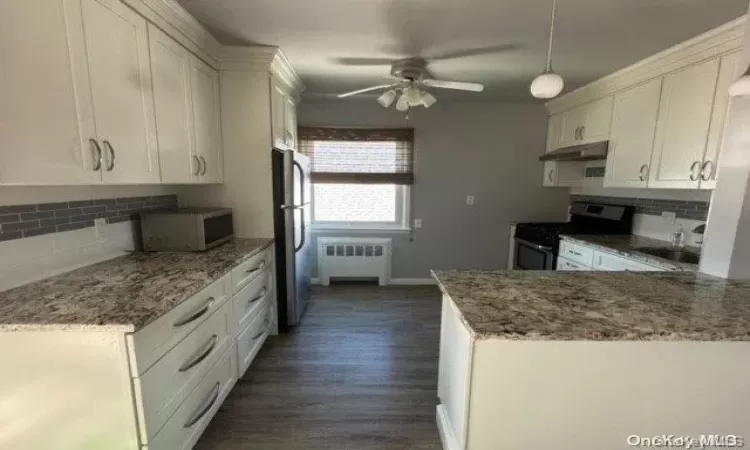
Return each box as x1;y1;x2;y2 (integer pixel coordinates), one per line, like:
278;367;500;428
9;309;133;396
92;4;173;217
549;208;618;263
436;404;459;450
309;277;436;286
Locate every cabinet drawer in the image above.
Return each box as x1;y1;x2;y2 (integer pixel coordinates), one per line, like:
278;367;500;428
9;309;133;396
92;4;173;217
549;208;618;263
145;344;237;450
135;300;233;443
232;267;272;333
231;247;272;293
129;275;230;375
559;241;595;267
593;250;663;272
556;257;592;271
237;301;272;377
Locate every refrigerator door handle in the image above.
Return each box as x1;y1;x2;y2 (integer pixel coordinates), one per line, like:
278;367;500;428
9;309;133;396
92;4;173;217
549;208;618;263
280;202;310;210
293;160;306;253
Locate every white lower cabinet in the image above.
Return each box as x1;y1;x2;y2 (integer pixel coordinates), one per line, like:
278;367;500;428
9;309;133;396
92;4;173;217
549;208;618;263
557;239;664;272
592;250;662;272
556;257;591;271
237;301;272;376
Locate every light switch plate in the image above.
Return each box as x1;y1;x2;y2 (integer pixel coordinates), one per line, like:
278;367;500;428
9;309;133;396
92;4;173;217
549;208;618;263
414;219;422;229
466;196;475;205
95;218;107;238
661;211;676;224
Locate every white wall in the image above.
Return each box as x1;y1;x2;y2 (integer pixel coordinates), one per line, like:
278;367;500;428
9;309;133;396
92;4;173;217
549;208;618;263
299;98;571;278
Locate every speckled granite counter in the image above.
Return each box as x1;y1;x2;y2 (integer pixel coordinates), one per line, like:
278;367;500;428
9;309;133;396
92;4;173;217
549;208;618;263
431;269;750;341
560;234;699;271
0;238;273;332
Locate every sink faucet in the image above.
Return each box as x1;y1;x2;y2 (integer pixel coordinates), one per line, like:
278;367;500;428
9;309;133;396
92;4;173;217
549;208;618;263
692;223;706;246
671;225;685;248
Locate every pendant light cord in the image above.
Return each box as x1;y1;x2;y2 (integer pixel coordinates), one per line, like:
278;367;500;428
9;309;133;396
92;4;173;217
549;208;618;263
545;0;557;73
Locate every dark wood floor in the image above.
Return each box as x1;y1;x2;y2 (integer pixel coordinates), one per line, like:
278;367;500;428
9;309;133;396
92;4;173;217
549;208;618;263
194;284;443;450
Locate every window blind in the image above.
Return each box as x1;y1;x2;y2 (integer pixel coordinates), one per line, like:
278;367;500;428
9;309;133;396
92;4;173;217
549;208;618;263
298;127;414;185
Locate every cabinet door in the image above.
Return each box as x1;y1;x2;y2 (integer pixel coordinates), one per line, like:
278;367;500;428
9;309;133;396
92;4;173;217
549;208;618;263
604;79;663;188
649;58;720;189
78;0;161;184
0;0;101;185
149;25;198;184
191;57;222;183
284;96;298;150
560;106;586;147
701;51;741;190
545;114;564;152
580;96;614;143
270;78;287;149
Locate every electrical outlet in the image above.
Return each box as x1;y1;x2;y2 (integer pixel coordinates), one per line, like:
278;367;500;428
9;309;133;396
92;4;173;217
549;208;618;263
661;211;676;224
95;218;107;238
466;195;475;206
414;219;423;229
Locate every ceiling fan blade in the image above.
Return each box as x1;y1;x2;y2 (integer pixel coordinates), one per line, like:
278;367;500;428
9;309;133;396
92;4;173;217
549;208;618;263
337;84;397;98
333;57;396;66
426;44;517;61
422;79;484;92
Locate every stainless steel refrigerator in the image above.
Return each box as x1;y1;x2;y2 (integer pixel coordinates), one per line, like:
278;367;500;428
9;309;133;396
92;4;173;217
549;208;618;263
272;148;312;332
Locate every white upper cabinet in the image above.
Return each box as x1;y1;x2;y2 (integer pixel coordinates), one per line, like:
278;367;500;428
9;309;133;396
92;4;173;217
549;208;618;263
648;58;720;189
543;114;583;187
284;96;298;150
0;0;101;185
604;79;663;188
557;97;613;149
149;24;197;184
271;76;298;150
74;0;161;184
191;57;223;183
702;51;741;190
559;106;586;148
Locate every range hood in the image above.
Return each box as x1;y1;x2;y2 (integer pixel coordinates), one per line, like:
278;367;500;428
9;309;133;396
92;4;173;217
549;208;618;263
539;141;609;162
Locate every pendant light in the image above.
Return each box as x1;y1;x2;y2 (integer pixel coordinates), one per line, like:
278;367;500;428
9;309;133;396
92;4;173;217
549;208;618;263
377;89;397;107
729;65;750;97
530;0;564;99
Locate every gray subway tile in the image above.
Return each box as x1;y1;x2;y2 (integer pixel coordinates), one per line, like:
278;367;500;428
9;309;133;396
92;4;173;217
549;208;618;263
55;208;84;217
69;200;95;208
37;202;70;211
40;217;71;228
69;213;101;224
0;204;36;214
82;206;107;214
93;198;117;206
3;220;39;232
0;214;20;224
20;211;55;221
0;231;23;242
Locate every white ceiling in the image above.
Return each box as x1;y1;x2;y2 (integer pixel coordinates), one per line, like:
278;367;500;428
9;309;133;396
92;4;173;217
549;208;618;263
178;0;748;101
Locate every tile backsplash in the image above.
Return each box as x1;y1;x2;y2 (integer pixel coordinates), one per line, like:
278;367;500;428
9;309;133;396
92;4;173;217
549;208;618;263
571;195;709;221
0;195;178;242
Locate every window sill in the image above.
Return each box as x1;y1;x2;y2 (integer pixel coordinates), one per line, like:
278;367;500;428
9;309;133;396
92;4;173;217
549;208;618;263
311;226;412;234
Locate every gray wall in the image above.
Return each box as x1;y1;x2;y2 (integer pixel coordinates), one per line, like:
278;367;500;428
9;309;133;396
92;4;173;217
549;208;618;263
299;98;571;279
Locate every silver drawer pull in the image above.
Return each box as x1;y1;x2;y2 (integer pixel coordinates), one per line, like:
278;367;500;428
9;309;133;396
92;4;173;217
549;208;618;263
183;382;220;428
252;319;270;340
247;288;267;307
569;250;583;257
173;297;215;328
179;334;218;372
245;260;267;275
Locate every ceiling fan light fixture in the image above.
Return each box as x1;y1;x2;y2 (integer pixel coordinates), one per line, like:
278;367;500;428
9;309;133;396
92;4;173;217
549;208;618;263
421;91;437;108
377;89;397;107
729;66;750;97
531;0;564;100
405;86;424;106
395;92;410;111
530;72;564;99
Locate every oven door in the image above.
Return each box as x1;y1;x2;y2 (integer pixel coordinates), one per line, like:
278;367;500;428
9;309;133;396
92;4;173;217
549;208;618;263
514;238;555;270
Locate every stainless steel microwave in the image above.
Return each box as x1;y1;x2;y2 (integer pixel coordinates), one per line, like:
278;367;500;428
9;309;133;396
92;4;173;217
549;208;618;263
140;208;233;252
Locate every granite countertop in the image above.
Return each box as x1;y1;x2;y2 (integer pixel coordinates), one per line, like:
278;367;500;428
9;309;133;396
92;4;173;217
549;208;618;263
560;234;700;271
0;238;273;332
431;269;750;341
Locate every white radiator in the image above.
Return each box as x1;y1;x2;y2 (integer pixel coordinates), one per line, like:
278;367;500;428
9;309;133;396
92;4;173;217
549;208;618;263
317;237;392;286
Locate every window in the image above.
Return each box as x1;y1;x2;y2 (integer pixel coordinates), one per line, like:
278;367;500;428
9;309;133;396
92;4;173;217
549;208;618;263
299;128;414;230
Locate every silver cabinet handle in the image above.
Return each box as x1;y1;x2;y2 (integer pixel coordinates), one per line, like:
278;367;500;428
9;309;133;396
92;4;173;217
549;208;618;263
90;139;103;171
547;167;554;183
247;288;267;307
573;127;579;140
193;155;201;176
183;382;220;428
639;164;648;182
701;161;715;181
179;335;218;372
252;318;270;340
569;250;583;257
580;126;585;140
246;260;266;275
200;156;207;176
689;161;702;181
173;297;215;328
102;140;115;171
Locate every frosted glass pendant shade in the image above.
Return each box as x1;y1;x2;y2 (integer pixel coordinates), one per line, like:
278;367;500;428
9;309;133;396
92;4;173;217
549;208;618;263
530;72;564;99
395;93;409;111
377;90;397;107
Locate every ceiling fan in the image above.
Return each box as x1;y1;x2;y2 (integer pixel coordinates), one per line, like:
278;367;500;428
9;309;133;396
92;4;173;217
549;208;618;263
335;49;509;111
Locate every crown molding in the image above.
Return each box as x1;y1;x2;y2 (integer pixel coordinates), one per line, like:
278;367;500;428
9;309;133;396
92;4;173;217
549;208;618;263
546;15;746;115
216;46;305;99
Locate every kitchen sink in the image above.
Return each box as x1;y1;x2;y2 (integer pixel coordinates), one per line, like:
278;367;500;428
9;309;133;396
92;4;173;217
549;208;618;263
633;247;700;265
